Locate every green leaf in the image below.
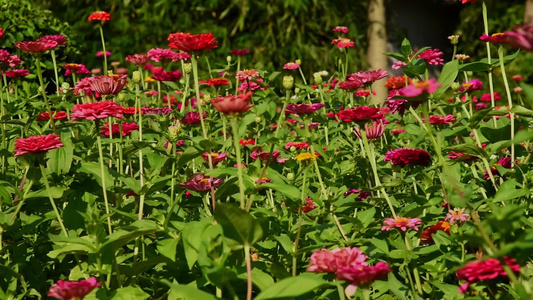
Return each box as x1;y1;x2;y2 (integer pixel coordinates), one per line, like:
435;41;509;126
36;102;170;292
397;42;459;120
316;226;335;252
358;207;376;228
400;38;412;57
520;82;533;109
214;203;263;247
493;179;529;203
259;182;301;200
157;238;179;261
26;186;66;200
434;60;459;99
370;237;389;254
458;62;492;72
255;273;330;300
511;105;533;117
99;220;157;256
85;286;150;300
166;282;218;300
182;219;212;269
78;162;114;189
178;146;201;168
274;234;294;254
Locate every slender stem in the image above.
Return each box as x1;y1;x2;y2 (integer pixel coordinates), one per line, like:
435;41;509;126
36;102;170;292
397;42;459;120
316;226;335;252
235;57;241;94
164;147;177;231
50;50;60;94
96;125;113;234
39;163;68;236
498;47;515;168
99;25;108;75
136;83;146;220
35;57;58;135
244;244;253;300
0;73;5;175
230;117;246;209
482;1;498;128
292;167;307;276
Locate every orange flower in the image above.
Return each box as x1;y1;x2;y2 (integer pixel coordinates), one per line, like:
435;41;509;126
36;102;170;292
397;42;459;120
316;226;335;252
421;221;451;243
88;11;111;22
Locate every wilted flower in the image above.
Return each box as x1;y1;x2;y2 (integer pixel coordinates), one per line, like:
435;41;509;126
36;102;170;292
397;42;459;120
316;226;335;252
168;32;218;52
100;122;139;137
384;148;431;167
201;152;228;164
89;75;127;95
455;54;471;61
180;173;223;192
285;103;325;115
15;40;58;53
448;151;477;162
88;11;110;22
14;134;63;156
456;257;521;294
71;101;123;121
48;277;101;300
445;208;471;224
337;106;382;123
381;217;422;231
504;25;533;51
421;221;451;243
344;189;370;200
211;92;253;115
308;247;368;273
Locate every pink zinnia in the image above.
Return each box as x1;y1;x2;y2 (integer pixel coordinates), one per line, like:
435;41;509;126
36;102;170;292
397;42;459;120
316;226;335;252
89;75;127;96
250;148;281;161
37;35;67;46
400;79;441;99
384;148;431;167
16;40;58;53
445;208;471;224
428;114;456;125
71;101;123;121
480;92;501;102
147;48;181;62
336;262;391;286
96;50;111;57
459;79;483;93
48;277;100;300
180;111;207;125
417;48;444;65
285;142;310;150
0;50;22;67
392;61;408;70
337;106;382;123
125;54;149;66
457;257;521;294
339;79;364;91
14;134;63;156
180;173;223;192
391;128;405;135
5;69;30;78
480;33;508;44
348;68;388;85
504;25;533;51
201;152;228;164
285;103;325;115
211;92;253;115
100;122;139;137
236;69;260;82
332;38;355;48
230;49;250;56
151;67;182;82
354;121;385;140
333;26;349;33
381;216;422;231
308;247;368;273
283;62;300;70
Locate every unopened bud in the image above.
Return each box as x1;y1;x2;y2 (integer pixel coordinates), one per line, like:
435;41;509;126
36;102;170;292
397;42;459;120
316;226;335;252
295;59;302;65
290;146;296;152
107;70;114;76
451;82;461;91
168;125;180;141
255;116;261;123
294;87;300;94
61;82;70;91
227;56;232;63
118;93;125;101
283;75;294;90
466;71;473;77
183;63;192;74
448;35;460;45
287;173;295;181
132;71;141;84
314;74;323;85
203;94;211;102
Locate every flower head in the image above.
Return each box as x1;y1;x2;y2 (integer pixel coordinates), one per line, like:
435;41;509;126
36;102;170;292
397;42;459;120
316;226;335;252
36;111;68;122
5;69;30;78
504;25;533;51
48;277;100;300
455;54;471;61
0;50;22;67
386;75;411;90
126;54;150;66
428;114;456;125
141;107;172;115
336;262;391;287
236;69;260;82
0;27;4;39
96;51;111;57
88;11;110;22
421;221;451;243
201;77;229;86
445;208;471;224
299;197;318;213
71;101;123;121
14;134;63;156
381;217;422;231
480;33;508;44
147;48;183;62
240;138;255;146
332;38;355;48
384;148;431;167
337;106;382;123
347;68;388;85
339;79;364;91
285;142;310;150
459;79;483;92
100;122;139;137
480;92;501;102
180;173;223;192
333;26;349;33
201;152;228;164
15;40;58;53
283;62;300;70
285;103;325;115
308;247;368;273
180;111;207;125
89;75;127;95
294;152;317;162
457;257;521;294
250;148;281;161
230;49;250;56
354;121;385;140
211;92;253;115
417;48;444;65
151;67;182;82
168;32;218;52
37;35;67;46
400;79;441;99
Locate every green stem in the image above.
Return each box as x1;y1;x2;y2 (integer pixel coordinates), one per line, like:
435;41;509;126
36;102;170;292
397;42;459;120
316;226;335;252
244;244;253;300
96;125;113;234
99;25;108;75
0;73;5;176
235;57;241;94
50;50;60;94
35;57;58;135
230;117;246;210
482;1;498;128
164;147;177;231
39;163;68;236
498;47;515;168
292;166;307;276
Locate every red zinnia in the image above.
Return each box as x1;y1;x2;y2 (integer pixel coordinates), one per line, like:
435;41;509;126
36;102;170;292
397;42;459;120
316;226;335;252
240;138;255;146
181;111;207;125
420;221;451;243
384;148;431;167
36;111;68;122
88;11;111;22
125;54;149;66
337;106;382;123
168;32;218;52
151;67;182;82
14;134;63;156
15;40;58;53
100;122;139;137
332;38;355;48
71;101;123;121
211;92;253;115
203;78;230;86
285;103;325;115
0;27;4;39
0;50;22;67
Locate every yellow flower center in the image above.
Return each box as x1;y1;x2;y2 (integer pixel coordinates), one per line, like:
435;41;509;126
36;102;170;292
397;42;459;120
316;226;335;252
395;218;409;223
294;152;317;162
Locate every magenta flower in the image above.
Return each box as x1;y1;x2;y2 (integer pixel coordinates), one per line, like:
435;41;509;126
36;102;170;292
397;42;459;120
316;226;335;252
336;262;391;286
392;61;408;70
354;121;385;140
201;152;228;164
89;75;127;96
180;111;207;126
458;79;483;92
285;103;325;115
147;48;183;62
333;26;349;33
151;67;183;82
445;208;471;224
96;50;111;57
417;48;444;65
48;277;100;299
381;217;422;231
283;62;300;70
37;34;67;46
457;257;521;294
384;148;431;167
347;68;388;85
5;69;29;78
344;189;369;200
308;247;368;273
71;101;123;121
337;106;382;123
480;92;501;102
125;54;150;66
504;25;533;51
480;33;508;44
427;114;456;125
141;107;172;115
230;49;250;56
250;148;281;161
339;79;364;91
0;50;22;67
399;79;441;99
180;173;223;192
100;122;139;137
16;40;58;53
14;134;64;156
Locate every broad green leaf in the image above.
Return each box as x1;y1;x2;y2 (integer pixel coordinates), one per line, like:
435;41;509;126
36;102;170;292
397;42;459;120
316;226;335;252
400;38;412;57
255;273;330;300
182;219;213;269
494;179;529;203
157;238;179;261
99;220;157;255
434;60;459;99
259;182;301;200
167;282;218;300
214;203;263;247
26;186;66;200
78;162;114;189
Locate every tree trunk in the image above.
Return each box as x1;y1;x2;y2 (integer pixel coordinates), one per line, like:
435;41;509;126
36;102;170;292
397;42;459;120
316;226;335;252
367;0;388;104
525;0;533;25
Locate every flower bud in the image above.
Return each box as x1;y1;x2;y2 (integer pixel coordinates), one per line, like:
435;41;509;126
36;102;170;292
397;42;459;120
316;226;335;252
295;59;302;65
294;87;300;94
168;125;180;141
255;116;262;123
183;63;192;74
283;75;294;90
118;93;125;101
314;74;323;85
132;71;141;84
61;82;70;91
287;173;295;181
107;70;114;76
448;35;460;45
466;71;473;77
227;56;232;63
203;94;212;102
290;146;297;152
451;82;461;91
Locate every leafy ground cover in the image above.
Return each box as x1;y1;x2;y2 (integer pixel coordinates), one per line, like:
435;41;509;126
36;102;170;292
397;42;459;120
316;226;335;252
1;2;533;299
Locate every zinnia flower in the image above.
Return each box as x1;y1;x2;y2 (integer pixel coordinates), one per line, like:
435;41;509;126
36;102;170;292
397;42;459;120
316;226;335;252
299;197;318;213
400;79;441;99
0;50;22;67
88;11;110;22
125;54;149;66
211;92;253;114
48;277;101;300
147;48;182;62
344;189;370;200
381;217;422;231
391;128;404;135
236;69;260;82
230;49;250;56
71;101;123;121
480;33;508;44
337;106;382;123
445;208;470;224
427;115;456;125
36;111;68;122
332;38;355;48
285;142;310;150
201;152;228;164
308;247;368;273
283;62;300;70
96;51;111;57
240;138;255;146
168;32;218;52
504;25;533;52
180;111;207;125
336;262;391;287
386;75;411;90
294;152;317;162
0;27;4;39
202;78;229;86
480;92;501;102
456;257;521;294
417;48;444;65
151;67;182;82
333;26;349;33
89;75;127;95
354;121;385;140
37;35;67;46
285;103;325;115
141;107;172;115
15;40;58;53
250;148;280;161
420;221;451;243
458;79;483;92
5;69;30;78
384;148;431;167
180;173;223;192
100;122;139;137
511;75;524;82
14;134;63;156
347;68;388;85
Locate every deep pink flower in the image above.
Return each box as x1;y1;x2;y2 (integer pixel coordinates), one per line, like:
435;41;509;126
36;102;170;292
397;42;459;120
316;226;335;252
125;54;150;66
461;0;479;3
457;257;521;294
180;111;207;125
391;128;405;135
141;107;172;115
336;262;391;287
400;79;441;99
201;152;228;164
480;33;508;44
511;75;524;82
147;48;182;62
240;138;255;146
308;247;368;273
211;92;253;115
36;111;68;122
0;50;22;67
428;114;456;125
250;148;281;161
168;32;218;52
180;173;223;192
459;79;483;92
417;48;444;65
89;75;127;96
15;40;58;53
332;38;355;48
299;197;318;213
71;101;123;121
480;92;501;102
285;103;325;115
100;122;139;137
354;121;385;140
151;67;182;82
337;106;382;123
355;89;375;97
236;69;260;82
347;68;388;85
344;189;369;200
283;62;300;70
238;78;267;93
445;208;471;224
381;217;422;231
384;148;431;167
5;69;29;78
230;49;250;56
88;11;110;22
14;134;63;156
96;51;111;57
0;27;4;39
448;151;477;162
37;35;67;46
48;277;100;299
62;63;90;76
504;25;533;51
333;26;349;33
285;142;310;150
339;79;365;91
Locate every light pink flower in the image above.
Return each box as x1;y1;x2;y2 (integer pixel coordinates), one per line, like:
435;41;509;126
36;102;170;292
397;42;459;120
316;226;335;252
333;26;349;33
236;69;260;82
147;48;181;62
381;217;422;231
347;68;388;85
400;79;441;98
336;262;391;286
392;61;408;70
445;208;471;224
354;121;385;141
504;25;533;51
283;62;300;70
